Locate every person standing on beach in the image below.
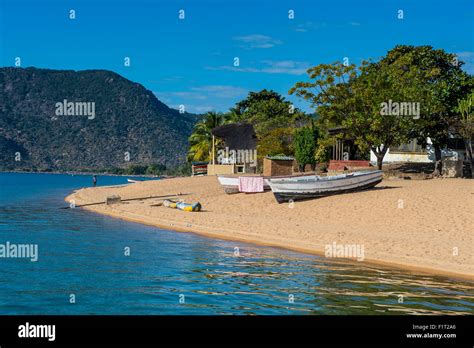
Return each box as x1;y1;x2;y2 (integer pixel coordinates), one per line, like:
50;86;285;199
92;175;97;187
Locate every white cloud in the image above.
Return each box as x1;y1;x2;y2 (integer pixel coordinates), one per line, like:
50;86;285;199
294;21;326;32
154;85;248;113
233;34;282;49
190;85;248;98
456;51;474;73
206;60;311;75
158;91;208;100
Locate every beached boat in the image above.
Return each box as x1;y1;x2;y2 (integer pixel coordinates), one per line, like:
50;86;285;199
163;199;202;212
268;170;383;203
127;178;141;183
217;173;317;194
176;201;201;212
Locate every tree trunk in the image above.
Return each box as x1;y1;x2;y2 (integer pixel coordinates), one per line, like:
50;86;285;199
372;146;388;170
432;144;443;177
376;156;383;170
465;138;473;178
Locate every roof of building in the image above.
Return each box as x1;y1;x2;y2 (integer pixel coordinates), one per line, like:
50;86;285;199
327;126;346;135
211;123;257;150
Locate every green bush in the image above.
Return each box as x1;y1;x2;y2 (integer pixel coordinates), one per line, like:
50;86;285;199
294;127;316;172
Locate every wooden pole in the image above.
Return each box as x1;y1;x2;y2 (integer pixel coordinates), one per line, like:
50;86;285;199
333;139;336;161
60;193;188;209
212;135;215;165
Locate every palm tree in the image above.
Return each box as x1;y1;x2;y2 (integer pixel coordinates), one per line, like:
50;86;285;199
187;111;227;162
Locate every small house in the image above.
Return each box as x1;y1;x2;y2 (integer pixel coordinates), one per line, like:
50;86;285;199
208;123;258;175
263;156;294;176
369;138;466;164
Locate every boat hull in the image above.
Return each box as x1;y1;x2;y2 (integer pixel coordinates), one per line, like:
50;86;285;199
269;170;383;203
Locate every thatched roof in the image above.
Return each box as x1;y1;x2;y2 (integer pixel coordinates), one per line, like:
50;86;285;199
211;123;257;150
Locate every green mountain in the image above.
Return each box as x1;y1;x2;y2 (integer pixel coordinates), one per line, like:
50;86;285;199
0;67;198;171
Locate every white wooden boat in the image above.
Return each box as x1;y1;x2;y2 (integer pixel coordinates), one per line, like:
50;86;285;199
268;170;383;203
217;173;315;194
127;178;141;183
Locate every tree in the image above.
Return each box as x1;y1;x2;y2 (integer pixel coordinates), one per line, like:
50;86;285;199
232;89;308;136
257;127;294;159
457;91;474;176
290;62;413;169
146;163;167;175
187;112;227;162
290;46;473;171
234;89;287;116
379;45;473;175
294;127;316;171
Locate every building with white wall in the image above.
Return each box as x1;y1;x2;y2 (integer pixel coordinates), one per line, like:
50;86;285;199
370;138;466;165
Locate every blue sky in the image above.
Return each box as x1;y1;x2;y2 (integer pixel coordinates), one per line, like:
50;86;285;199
1;0;473;113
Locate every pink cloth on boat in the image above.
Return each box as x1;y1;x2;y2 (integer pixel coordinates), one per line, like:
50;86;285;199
238;176;264;193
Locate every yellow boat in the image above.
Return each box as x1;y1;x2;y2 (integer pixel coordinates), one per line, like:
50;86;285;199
163;200;201;212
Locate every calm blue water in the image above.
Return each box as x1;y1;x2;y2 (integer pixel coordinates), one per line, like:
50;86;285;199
0;172;473;315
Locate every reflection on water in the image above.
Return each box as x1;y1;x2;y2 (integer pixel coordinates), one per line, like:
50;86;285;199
0;172;473;315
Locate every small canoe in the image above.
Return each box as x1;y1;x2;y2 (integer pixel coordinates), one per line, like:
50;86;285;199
176;201;201;212
217;173;315;194
163;199;201;212
268;170;383;203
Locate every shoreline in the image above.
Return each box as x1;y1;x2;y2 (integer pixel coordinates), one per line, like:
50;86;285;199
65;175;474;281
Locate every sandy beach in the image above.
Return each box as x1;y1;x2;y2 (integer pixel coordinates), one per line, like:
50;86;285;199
65;176;474;280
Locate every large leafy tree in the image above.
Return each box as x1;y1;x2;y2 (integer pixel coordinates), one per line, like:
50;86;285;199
187;111;227;162
257;127;294;159
290;62;413;169
290;46;473;171
232;89;308;136
379;45;473;175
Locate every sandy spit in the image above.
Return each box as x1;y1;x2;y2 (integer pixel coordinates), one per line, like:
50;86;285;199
65;176;474;280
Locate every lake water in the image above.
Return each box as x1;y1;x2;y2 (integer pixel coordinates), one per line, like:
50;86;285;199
0;172;473;315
